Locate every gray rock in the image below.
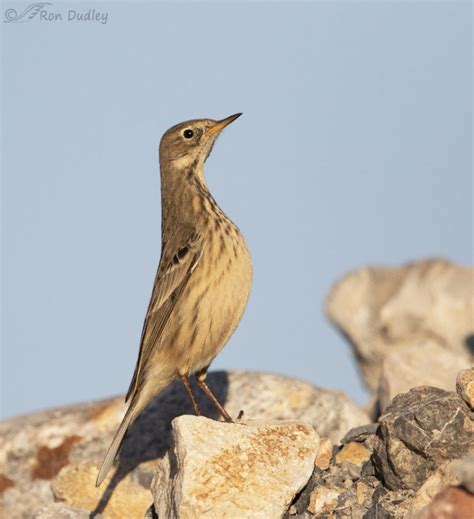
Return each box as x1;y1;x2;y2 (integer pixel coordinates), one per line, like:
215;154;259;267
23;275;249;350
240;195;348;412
408;460;465;515
364;487;415;519
326;259;473;393
287;384;473;518
341;423;378;444
288;432;380;518
373;386;474;491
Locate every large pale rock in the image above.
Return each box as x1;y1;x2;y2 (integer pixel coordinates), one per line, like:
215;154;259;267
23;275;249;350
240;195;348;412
326;259;473;392
373;386;474;491
152;415;319;518
0;371;364;518
378;341;468;411
208;371;369;443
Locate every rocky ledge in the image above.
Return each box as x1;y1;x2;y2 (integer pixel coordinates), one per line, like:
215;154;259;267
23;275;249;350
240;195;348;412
1;258;472;518
0;371;368;518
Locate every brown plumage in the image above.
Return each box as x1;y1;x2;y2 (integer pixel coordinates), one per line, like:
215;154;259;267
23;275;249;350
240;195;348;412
96;114;252;486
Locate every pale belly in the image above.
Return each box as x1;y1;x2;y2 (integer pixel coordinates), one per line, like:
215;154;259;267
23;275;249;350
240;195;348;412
154;234;252;376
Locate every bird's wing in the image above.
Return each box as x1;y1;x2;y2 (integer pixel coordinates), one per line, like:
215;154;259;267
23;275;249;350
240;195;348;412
125;231;203;402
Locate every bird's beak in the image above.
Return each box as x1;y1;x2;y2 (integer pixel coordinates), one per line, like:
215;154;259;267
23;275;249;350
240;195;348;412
208;113;242;136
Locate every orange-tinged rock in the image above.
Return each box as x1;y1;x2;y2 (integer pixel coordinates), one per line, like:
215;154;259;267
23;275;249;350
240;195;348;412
335;441;371;466
315;437;333;471
52;462;151;519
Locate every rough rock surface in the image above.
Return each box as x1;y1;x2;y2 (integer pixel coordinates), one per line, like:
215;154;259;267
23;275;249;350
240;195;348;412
408;461;463;514
52;462;151;518
326;259;473;394
0;370;366;518
314;438;333;471
152;416;319;518
373;386;474;491
32;503;98;518
288;384;474;518
457;368;474;409
288;422;389;519
378;340;468;411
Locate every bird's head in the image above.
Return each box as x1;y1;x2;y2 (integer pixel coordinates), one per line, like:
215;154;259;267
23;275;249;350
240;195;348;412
159;113;242;171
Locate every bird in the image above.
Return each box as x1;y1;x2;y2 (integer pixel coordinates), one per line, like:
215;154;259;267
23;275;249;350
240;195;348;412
96;113;252;486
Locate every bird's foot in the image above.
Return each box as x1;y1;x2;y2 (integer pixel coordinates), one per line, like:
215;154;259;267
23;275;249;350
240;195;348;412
229;409;247;425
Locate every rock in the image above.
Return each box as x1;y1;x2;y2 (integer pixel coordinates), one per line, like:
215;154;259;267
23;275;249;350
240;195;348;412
51;462;151;518
287;383;473;518
373;386;474;491
409;461;463;515
152;415;319;519
314;437;333;471
365;487;415;519
378;341;468;411
415;486;474;519
457;368;474;409
32;503;95;518
326;259;473;392
0;370;367;518
218;371;369;443
356;479;374;507
341;423;378;444
0;476;54;519
451;455;474;494
289;424;381;518
307;484;344;515
335;441;371;467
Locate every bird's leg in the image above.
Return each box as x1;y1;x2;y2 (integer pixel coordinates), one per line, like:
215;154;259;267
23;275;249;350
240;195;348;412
195;369;233;423
179;374;201;416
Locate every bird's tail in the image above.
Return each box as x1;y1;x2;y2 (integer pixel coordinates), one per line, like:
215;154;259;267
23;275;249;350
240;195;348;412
96;399;140;487
96;374;173;487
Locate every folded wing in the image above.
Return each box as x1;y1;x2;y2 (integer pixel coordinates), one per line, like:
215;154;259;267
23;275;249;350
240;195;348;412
125;231;202;402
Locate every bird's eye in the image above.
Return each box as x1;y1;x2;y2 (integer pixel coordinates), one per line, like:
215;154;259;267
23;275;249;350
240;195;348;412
183;129;194;139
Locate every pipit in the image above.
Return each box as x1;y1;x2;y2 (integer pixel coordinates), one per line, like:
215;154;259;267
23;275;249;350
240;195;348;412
96;114;252;486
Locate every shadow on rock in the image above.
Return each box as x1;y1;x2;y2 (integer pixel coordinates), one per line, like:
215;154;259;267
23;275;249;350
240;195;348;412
91;371;230;517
